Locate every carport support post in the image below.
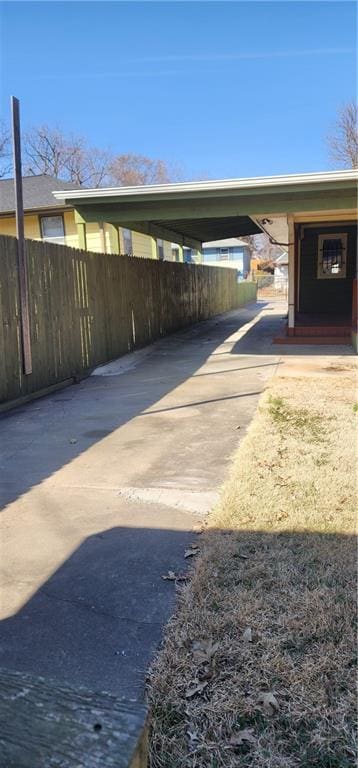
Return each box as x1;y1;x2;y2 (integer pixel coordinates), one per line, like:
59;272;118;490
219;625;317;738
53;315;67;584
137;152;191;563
74;212;87;251
177;244;184;262
287;215;295;335
77;223;87;251
196;248;202;264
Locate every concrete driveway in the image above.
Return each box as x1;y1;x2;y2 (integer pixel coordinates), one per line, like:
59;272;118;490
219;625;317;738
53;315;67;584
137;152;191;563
0;301;288;701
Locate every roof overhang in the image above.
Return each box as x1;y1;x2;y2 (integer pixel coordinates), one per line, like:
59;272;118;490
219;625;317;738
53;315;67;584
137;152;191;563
53;170;358;249
0;204;70;218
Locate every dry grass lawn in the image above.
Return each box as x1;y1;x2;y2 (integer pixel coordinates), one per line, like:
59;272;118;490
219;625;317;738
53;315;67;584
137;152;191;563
148;362;357;768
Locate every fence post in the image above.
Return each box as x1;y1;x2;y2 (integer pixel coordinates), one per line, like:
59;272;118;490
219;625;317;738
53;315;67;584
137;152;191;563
11;96;32;375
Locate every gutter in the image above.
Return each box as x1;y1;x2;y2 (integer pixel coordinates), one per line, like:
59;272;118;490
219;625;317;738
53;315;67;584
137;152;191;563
52;169;358;203
0;204;73;217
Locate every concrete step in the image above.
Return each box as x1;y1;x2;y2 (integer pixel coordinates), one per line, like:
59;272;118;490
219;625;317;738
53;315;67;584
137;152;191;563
294;325;351;338
273;335;351;346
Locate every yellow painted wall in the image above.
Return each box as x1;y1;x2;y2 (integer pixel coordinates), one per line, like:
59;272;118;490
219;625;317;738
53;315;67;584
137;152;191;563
0;210;171;260
105;223;120;255
85;221;104;253
0;213;41;240
132;231;155;259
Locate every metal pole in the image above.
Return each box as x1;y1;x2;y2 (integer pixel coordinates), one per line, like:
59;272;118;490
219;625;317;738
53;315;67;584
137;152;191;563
11;95;32;374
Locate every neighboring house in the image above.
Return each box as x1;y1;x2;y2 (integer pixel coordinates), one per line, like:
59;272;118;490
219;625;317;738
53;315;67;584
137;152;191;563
0;175;172;260
182;238;251;280
274;252;288;289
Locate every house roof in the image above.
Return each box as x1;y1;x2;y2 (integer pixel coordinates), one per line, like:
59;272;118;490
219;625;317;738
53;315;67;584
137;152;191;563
180;237;249;249
201;237;250;249
52;169;358;250
0;175;80;215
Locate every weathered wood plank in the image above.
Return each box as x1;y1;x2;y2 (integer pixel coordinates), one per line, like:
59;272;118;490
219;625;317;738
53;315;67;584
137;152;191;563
0;667;148;768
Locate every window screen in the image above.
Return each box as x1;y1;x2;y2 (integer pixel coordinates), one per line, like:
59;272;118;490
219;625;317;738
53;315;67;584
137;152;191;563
40;215;65;244
317;233;347;279
157;238;164;260
122;228;133;255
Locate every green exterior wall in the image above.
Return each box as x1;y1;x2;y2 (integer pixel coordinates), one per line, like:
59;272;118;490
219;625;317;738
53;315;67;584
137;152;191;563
235;280;257;306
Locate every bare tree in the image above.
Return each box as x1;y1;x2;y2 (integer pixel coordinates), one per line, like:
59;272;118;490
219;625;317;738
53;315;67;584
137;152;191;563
3;123;180;188
0;121;12;178
24;125;67;178
327;101;358;169
23;125;113;187
60;142;113;187
109;153;175;186
241;233;283;268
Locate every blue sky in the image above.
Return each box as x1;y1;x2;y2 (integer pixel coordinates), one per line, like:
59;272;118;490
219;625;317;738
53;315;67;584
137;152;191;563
0;1;356;179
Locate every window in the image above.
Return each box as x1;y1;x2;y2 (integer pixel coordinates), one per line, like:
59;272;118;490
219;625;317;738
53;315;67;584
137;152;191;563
317;233;347;279
157;238;164;261
122;228;133;256
40;215;65;244
218;248;229;261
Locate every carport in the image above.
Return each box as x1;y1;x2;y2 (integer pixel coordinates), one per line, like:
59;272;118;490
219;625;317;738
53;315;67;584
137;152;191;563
54;169;357;344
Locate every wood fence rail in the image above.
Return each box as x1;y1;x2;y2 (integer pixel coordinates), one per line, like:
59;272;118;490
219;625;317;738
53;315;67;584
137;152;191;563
0;667;148;767
0;235;257;406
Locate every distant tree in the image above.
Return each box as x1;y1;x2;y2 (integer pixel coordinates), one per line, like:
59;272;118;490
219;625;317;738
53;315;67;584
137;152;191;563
241;234;261;259
0;121;12;178
327;101;358;169
109;153;176;186
241;233;282;267
1;122;181;187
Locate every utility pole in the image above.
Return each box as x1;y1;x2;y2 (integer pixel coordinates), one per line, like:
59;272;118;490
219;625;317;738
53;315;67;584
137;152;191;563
11;95;32;374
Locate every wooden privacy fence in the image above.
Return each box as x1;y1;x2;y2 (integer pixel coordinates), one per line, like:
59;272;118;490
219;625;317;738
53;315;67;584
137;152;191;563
0;235;257;406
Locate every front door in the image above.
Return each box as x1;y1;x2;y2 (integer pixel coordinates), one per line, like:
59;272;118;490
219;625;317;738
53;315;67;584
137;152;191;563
299;223;357;317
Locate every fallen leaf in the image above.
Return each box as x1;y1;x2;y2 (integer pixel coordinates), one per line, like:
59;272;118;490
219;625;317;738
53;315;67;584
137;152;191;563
229;728;256;747
258;691;279;716
186;728;199;745
242;627;253;643
161;571;176;581
199;665;214;681
161;571;187;582
192;638;219;664
185;547;199;558
185;680;208;699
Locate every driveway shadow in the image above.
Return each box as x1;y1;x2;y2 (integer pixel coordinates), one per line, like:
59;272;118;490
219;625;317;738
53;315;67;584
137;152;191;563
0;302;269;511
0;525;195;701
0;526;355;705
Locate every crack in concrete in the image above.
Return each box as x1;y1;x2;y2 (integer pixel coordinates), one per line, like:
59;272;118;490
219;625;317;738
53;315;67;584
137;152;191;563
39;588;163;629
